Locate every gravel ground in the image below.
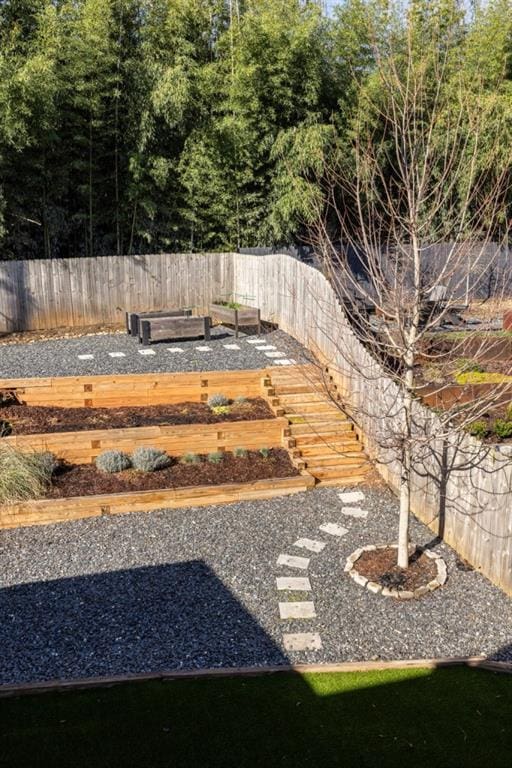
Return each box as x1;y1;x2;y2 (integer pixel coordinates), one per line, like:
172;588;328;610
0;483;510;685
0;327;308;379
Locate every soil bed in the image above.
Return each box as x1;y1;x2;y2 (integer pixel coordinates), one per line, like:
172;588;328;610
47;449;297;497
356;547;437;591
0;398;274;435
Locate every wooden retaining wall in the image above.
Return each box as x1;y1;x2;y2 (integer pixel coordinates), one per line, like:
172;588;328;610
0;474;314;531
4;418;288;465
233;253;512;595
0;369;268;408
0;252;233;333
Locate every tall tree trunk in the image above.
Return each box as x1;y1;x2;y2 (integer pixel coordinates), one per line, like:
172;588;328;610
89;114;94;257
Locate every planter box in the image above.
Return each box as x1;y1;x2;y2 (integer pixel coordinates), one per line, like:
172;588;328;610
210;303;261;338
0;473;315;530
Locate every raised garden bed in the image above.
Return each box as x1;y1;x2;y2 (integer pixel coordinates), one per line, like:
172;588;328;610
210;302;261;337
0;398;274;436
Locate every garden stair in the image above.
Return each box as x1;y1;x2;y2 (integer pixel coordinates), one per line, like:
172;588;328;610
263;366;370;487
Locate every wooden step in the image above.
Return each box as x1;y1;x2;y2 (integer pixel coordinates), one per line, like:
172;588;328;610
286;411;348;423
293;428;355;444
283;402;345;415
289;422;353;436
277;392;336;404
304;454;366;468
298;442;363;456
315;474;368;488
311;462;370;480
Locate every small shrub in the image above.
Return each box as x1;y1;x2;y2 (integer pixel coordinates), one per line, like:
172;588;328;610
233;447;248;459
233;396;248;405
132;446;171;472
207;451;224;464
259;447;271;459
207;393;229;408
95;450;131;474
211;405;230;415
455;358;485;375
0;420;12;437
493;419;512;439
0;446;56;504
38;451;59;477
181;452;202;464
455;372;512;385
506;402;512;421
467;421;488;439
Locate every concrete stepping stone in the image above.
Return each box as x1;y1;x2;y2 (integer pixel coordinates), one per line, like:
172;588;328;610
341;507;368;519
246;339;263;344
279;601;316;620
319;523;348;537
108;352;126;358
277;554;310;570
274;359;296;365
138;349;156;356
276;577;312;592
265;351;285;358
223;344;240;350
338;490;365;504
293;538;326;554
255;345;276;351
195;346;212;352
167;347;184;353
283;633;322;651
77;354;94;360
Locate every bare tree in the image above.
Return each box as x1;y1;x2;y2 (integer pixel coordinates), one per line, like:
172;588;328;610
309;16;512;568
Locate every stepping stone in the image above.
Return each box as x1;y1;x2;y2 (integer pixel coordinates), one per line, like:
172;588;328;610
319;523;348;537
223;344;240;350
255;345;276;351
277;554;310;570
279;601;316;620
276;577;312;592
283;633;322;652
138;349;156;356
338;490;365;504
77;354;94;360
274;359;296;365
293;538;326;554
341;507;368;519
246;339;263;344
167;347;184;353
195;346;212;352
265;351;285;358
108;352;126;358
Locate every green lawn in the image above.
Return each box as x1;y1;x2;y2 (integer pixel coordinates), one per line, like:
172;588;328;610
1;667;511;768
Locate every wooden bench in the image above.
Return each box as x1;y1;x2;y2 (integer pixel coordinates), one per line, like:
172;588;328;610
126;309;192;338
140;315;211;346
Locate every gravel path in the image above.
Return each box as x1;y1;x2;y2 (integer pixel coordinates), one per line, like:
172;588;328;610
0;483;510;685
0;327;308;378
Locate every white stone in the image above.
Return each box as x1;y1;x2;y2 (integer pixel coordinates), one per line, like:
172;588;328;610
277;554;310;570
319;523;348;537
276;577;312;592
255;345;276;350
264;351;285;358
108;352;126;358
77;354;94;360
341;507;368;519
195;346;212;352
293;538;326;553
138;349;156;356
283;633;322;652
223;344;240;350
338;491;365;504
274;359;296;365
246;338;263;344
279;601;316;620
352;572;369;587
167;347;184;353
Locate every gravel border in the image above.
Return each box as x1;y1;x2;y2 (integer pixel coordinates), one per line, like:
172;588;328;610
0;483;510;685
0;327;309;379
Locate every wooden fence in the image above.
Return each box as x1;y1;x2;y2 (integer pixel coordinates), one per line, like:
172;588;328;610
0;252;233;332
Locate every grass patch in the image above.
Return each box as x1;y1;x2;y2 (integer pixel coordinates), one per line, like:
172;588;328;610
0;668;510;767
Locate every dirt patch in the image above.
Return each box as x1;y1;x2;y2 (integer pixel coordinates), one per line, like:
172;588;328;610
356;547;437;591
0;323;124;345
47;449;298;498
0;398;274;435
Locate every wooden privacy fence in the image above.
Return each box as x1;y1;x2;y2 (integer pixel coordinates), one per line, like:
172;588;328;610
232;253;512;595
0;252;233;332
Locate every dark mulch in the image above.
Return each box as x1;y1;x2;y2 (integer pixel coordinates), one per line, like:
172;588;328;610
47;449;298;498
356;547;437;591
0;399;274;435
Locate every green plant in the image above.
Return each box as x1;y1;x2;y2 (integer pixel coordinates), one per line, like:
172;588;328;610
207;393;230;408
454;358;485;375
207;451;224;464
233;447;248;458
0;420;12;437
131;446;171;472
493;419;512;439
259;447;271;459
0;446;56;504
233;396;248;405
95;450;132;474
506;403;512;421
467;421;489;439
211;405;230;415
180;452;201;464
455;372;512;386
